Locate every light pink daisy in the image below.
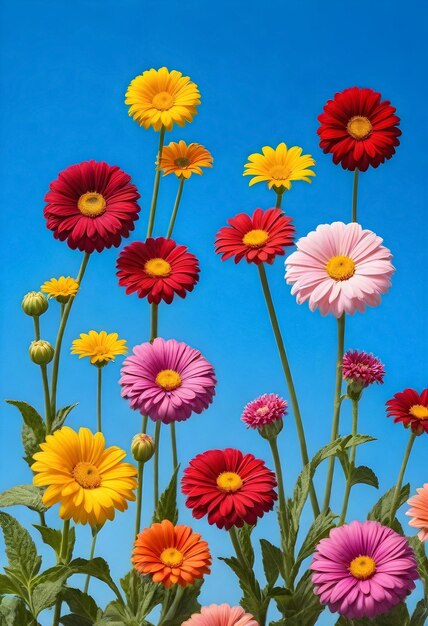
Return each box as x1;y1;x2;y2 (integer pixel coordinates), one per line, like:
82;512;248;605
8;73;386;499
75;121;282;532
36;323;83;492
342;350;385;387
120;337;216;424
406;484;428;542
285;222;394;317
241;394;287;428
311;520;418;620
182;604;259;626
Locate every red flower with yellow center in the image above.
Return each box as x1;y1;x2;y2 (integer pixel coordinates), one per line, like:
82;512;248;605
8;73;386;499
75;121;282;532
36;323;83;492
386;388;428;435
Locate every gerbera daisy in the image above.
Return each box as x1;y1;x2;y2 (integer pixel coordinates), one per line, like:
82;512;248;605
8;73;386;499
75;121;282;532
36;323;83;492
215;208;295;265
311;520;418;620
132;519;211;588
44;161;140;254
181;448;277;529
71;330;127;367
285;222;394;317
32;426;137;525
160;141;213;178
41;276;79;303
120;337;216;424
243;143;315;193
183;604;259;626
342;350;385;388
116;237;200;305
317;87;401;171
406;484;428;541
241;393;287;429
386;388;428;435
125;67;201;131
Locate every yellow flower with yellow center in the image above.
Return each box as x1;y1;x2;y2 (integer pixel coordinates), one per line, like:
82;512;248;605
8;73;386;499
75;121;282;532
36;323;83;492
159;140;213;178
32;426;137;525
41;276;79;303
244;142;315;193
71;330;127;366
125;67;201;131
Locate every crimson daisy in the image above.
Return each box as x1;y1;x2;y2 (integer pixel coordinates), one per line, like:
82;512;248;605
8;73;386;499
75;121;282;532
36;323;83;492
116;237;199;305
317;87;401;171
44;161;140;253
215;208;294;265
181;448;277;529
386;388;428;435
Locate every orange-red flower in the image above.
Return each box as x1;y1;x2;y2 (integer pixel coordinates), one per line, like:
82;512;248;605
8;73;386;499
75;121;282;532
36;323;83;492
407;484;428;542
386;388;428;435
160;141;213;178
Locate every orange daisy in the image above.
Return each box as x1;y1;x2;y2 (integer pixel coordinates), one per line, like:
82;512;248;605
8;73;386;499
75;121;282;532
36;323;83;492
132;519;211;588
160;141;213;179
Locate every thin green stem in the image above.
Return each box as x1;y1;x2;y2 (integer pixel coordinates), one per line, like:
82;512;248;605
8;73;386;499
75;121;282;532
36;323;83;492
33;317;40;341
258;264;320;517
229;526;248;567
160;586;185;623
170;422;178;469
135;462;144;537
141;414;148;433
53;519;70;626
150;303;158;342
153;421;161;508
389;431;417;524
147;126;166;238
83;528;98;594
97;366;102;432
352;168;359;223
40;364;52;431
339;398;358;524
269;437;292;585
323;314;346;513
166;177;185;239
275;192;283;209
38;511;46;527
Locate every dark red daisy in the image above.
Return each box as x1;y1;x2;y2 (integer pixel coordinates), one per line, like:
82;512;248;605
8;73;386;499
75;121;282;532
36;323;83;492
117;237;199;305
181;448;277;530
317;87;401;171
386;388;428;435
44;161;140;253
215;208;295;265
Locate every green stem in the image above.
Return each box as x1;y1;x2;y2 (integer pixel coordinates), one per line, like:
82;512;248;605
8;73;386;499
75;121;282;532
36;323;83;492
50;253;90;426
323;314;346;513
83;528;98;594
339;398;358;524
41;364;52;432
38;511;46;527
53;519;70;626
141;414;148;433
150;303;158;342
258;264;320;517
160;586;185;623
135;462;144;537
97;366;102;432
268;437;291;585
229;526;248;567
352;168;359;223
147;126;166;238
33;317;40;341
275;191;283;209
389;431;417;524
170;422;178;469
166;177;185;239
153;421;161;508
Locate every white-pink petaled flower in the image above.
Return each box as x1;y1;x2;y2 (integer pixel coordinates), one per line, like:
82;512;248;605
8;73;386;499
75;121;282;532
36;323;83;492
241;394;287;429
182;604;259;626
285;222;394;318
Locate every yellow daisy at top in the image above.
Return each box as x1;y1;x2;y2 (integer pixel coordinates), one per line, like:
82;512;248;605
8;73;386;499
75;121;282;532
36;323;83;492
32;426;137;525
125;67;201;131
159;141;213;179
71;330;127;367
41;276;79;303
244;143;315;193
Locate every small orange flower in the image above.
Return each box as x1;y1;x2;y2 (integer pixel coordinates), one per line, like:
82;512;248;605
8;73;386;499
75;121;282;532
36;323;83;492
160;141;213;179
132;519;211;588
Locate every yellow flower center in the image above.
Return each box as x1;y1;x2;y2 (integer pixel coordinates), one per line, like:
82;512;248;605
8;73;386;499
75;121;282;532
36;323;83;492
409;404;428;420
152;91;174;111
349;555;376;580
73;462;101;489
175;157;190;168
326;255;356;281
216;471;243;493
160;547;183;567
347;116;373;140
243;229;269;248
144;258;172;277
269;165;290;180
77;192;106;217
156;369;182;391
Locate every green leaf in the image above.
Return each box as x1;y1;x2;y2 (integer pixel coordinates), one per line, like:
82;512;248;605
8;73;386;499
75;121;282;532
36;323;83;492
161;580;203;626
0;485;47;514
275;570;323;626
410;599;428;626
6;400;46;466
260;539;284;588
368;483;410;527
99;600;138;625
32;577;66;616
0;595;35;626
34;525;75;562
344;434;377;448
0;512;41;581
69;558;122;600
51;403;78;432
335;602;410;625
349;465;379;489
61;587;100;622
407;535;428;595
0;574;21;595
61;616;94;626
120;570;163;619
152;466;179;525
220;555;269;623
293;511;337;578
238;525;255;569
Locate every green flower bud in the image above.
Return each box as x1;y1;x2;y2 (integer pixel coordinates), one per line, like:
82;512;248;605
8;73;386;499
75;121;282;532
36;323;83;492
346;381;364;402
22;292;48;317
131;433;155;464
259;418;284;441
29;340;54;365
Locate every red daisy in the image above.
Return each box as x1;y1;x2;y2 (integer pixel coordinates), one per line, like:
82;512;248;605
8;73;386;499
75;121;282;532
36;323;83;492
386;388;428;435
44;161;140;253
317;87;401;171
181;448;277;530
215;208;295;265
116;237;199;305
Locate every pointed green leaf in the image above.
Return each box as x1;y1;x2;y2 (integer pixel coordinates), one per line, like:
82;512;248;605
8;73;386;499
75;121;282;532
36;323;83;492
0;485;47;514
260;539;284;587
238;524;255;569
0;595;35;626
69;558;122;600
32;577;67;616
349;465;379;489
294;511;337;576
0;511;41;581
368;483;410;526
120;570;163;619
0;573;22;595
51;403;78;432
61;587;100;622
152;466;179;525
410;599;428;626
6;400;46;466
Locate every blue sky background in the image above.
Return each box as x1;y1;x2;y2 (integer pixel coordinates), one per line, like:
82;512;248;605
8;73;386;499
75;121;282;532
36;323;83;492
0;0;427;624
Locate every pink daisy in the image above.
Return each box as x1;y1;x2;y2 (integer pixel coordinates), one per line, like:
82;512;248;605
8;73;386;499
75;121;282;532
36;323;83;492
182;604;259;626
120;338;216;424
241;394;287;428
406;484;428;542
311;520;418;620
342;350;385;387
285;222;394;317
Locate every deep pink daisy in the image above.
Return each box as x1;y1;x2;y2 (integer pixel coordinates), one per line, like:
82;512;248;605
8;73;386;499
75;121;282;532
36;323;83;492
342;350;385;388
311;520;418;620
182;604;259;626
120;338;216;424
241;394;287;429
386;388;428;435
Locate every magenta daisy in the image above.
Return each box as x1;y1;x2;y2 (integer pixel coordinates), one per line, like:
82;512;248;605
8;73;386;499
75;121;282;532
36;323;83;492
285;222;394;317
342;350;385;388
311;520;418;620
241;394;287;429
120;338;216;424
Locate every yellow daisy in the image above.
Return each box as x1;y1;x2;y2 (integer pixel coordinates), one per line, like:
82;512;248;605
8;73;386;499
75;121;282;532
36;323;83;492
41;276;79;303
71;330;127;366
243;143;315;193
125;67;201;131
159;140;213;178
32;427;137;525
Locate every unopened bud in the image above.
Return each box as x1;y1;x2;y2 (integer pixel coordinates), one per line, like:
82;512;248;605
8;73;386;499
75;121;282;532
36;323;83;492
22;292;48;317
259;418;284;441
29;340;54;365
131;433;155;463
